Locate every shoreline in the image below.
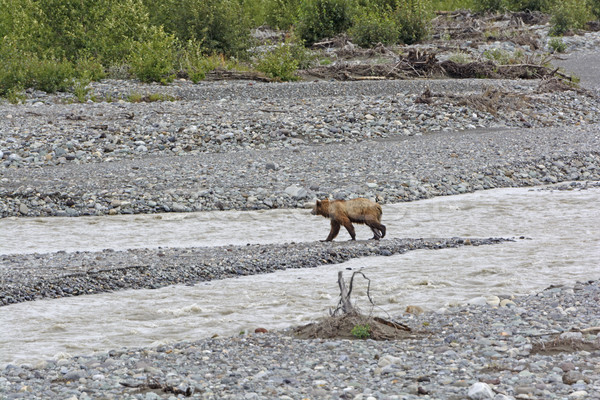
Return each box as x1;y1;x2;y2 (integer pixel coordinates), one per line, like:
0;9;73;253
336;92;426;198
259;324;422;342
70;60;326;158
2;279;598;399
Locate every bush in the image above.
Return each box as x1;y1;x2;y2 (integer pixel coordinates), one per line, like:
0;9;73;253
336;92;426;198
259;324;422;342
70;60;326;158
550;0;592;35
29;57;75;93
35;0;148;63
264;0;301;29
255;40;303;81
0;40;75;95
473;0;507;12
179;41;227;83
144;0;251;56
349;6;401;47
75;56;106;81
0;44;28;96
297;0;353;45
548;37;567;53
589;0;600;19
395;0;432;44
505;0;551;12
129;26;177;84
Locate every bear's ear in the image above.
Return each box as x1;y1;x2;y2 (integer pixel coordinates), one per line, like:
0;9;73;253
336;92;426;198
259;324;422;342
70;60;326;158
316;200;321;206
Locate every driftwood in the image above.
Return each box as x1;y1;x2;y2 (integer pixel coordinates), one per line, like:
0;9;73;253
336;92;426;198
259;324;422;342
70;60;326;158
204;68;272;82
333;270;374;316
293;271;411;340
120;377;193;397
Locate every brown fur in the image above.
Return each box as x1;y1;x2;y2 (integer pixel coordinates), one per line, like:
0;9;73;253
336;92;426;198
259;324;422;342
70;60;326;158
311;198;386;241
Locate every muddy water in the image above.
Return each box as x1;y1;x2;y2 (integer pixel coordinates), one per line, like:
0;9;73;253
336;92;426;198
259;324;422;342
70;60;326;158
1;185;599;366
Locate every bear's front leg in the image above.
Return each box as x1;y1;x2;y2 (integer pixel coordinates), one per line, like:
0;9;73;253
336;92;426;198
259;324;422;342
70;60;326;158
324;220;341;241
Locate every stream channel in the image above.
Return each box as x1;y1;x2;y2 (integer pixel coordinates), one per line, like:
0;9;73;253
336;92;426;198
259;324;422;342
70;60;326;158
1;184;599;366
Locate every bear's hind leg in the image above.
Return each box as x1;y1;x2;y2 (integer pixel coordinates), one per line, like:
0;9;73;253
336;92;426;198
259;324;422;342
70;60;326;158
369;225;381;240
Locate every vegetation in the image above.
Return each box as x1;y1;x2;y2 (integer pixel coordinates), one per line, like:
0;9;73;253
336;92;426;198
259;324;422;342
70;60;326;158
351;324;371;339
548;37;567;53
0;0;598;97
549;0;592;36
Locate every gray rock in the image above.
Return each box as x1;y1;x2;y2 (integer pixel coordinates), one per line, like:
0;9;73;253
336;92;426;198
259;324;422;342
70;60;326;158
468;382;495;399
285;185;309;199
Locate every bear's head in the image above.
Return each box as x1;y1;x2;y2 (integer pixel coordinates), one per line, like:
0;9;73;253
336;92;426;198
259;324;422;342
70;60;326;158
311;199;330;217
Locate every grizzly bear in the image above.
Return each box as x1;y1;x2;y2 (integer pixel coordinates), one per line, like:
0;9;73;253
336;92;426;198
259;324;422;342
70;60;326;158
311;198;386;241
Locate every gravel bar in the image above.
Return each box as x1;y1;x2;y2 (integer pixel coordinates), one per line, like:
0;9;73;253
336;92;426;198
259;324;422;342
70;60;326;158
0;237;507;307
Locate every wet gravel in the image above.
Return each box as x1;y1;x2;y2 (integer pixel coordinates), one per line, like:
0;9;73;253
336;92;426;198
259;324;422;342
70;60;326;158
1;279;598;399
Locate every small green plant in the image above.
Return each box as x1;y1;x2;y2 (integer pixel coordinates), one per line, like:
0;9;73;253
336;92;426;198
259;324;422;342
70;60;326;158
448;51;473;64
482;48;521;65
127;92;143;103
351;324;371;339
6;88;26;104
126;92;176;103
72;79;90;102
146;93;176;102
548;37;567;53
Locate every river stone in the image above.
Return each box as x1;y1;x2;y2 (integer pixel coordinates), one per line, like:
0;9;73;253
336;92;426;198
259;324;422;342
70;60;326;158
468;382;495;399
19;203;29;215
285;185;309;199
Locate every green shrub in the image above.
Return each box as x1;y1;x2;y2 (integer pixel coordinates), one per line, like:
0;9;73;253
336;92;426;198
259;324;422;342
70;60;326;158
297;0;353;45
255;41;301;81
74;56;106;81
349;6;401;47
35;0;148;63
548;37;567;53
351;324;371;339
395;0;432;44
129;26;177;84
505;0;551;12
29;56;74;93
590;0;600;18
264;0;301;29
473;0;507;12
179;41;226;83
549;0;592;36
72;79;91;102
448;51;474;63
144;0;251;56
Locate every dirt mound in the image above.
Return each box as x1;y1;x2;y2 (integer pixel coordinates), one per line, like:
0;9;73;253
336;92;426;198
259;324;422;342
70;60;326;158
292;312;414;341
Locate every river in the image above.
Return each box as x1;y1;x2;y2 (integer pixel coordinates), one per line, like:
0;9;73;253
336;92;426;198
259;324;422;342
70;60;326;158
1;184;599;366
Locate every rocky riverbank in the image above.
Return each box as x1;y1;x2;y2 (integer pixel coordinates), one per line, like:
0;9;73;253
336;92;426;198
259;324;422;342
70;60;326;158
1;279;598;399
